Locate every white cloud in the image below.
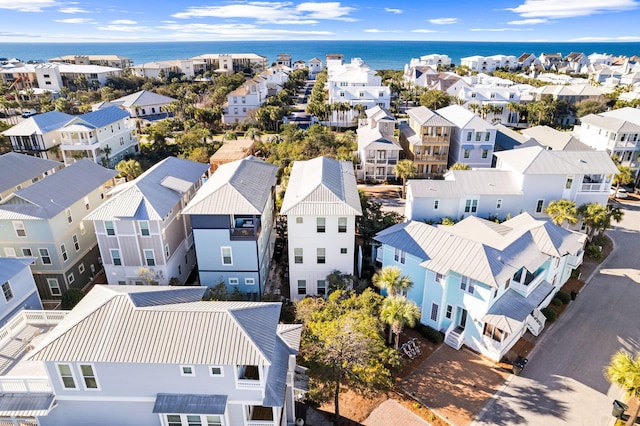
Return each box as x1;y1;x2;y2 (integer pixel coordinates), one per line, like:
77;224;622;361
97;24;154;33
507;0;638;18
508;18;548;25
111;19;137;25
428;17;458;25
385;8;402;14
297;2;355;20
0;0;57;12
571;35;640;41
54;17;94;23
411;29;437;33
58;7;88;13
364;28;401;33
470;28;527;32
160;22;333;39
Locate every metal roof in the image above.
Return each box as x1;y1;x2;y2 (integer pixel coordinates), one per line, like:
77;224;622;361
152;394;227;415
0;257;34;283
407;106;455;127
0;393;55;417
109;90;176;109
494;146;618;175
0;159;118;220
281;156;362;217
407;170;522;198
0;153;62;193
483;281;554;333
357;127;402;151
437;105;496;131
580;113;640;134
85;156;208;221
183;156;277;216
1;111;73;136
64;106;130;129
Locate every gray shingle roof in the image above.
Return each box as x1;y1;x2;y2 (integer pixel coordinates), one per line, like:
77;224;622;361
0;153;62;194
494;146;618;175
183;156;277;216
0;159;118;220
1;111;73;136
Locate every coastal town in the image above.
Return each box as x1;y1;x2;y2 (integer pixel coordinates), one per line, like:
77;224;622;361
0;48;639;426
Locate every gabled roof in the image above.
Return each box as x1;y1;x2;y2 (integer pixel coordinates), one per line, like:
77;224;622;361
0;160;118;220
1;111;73;136
0;257;34;283
408;169;522;198
183;156;277;216
85;156;208;221
63;106;130;130
437;104;496;131
495;146;618;175
357;126;402;151
108;90;176;108
28;286;291;367
521;126;589;151
0;153;61;193
365;105;395;122
407;106;454;127
280;156;362;217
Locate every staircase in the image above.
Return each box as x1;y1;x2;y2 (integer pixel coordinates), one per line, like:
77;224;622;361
526;308;546;336
445;326;465;350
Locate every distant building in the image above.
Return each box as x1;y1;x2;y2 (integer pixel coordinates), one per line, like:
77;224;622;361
48;54;133;69
93;90;176;119
1;111;73;160
0;153;62;201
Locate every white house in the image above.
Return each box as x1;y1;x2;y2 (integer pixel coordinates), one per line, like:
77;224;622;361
85;157;208;286
94;90;177;119
281;157;362;300
0;257;42;326
356;106;402;181
407;54;452;69
460;55;518;73
0;285;301;426
222;80;262;124
48;54;133;69
0;63;121;91
373;213;585;362
1;111;73;160
405;146;618;223
308;57;323;80
0;153;62;201
436;104;497;168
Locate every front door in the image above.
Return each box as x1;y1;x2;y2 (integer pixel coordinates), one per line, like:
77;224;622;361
459;308;468;329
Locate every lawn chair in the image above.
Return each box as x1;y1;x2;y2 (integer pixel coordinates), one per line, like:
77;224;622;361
401;342;418;359
409;338;422;355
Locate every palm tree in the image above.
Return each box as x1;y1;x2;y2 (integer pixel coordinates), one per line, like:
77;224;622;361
545;199;579;227
394;159;416;199
222;131;237;141
245;127;262;142
612;164;635;199
604;350;640;422
372;266;413;297
578;203;624;241
449;162;470;171
115;159;143;182
381;296;421;349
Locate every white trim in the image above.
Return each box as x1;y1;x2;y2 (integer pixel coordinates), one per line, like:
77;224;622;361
180;365;195;376
221;246;233;266
78;363;100;391
56;362;79;390
209;365;224;377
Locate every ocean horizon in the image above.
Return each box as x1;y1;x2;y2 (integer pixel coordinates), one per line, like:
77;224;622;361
2;40;640;71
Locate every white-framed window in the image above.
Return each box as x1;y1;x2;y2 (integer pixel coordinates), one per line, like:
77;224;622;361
229;278;239;286
496;199;502;209
60;244;68;262
21;248;32;257
84;196;90;210
394;248;406;264
13;221;26;238
482;149;489;159
39;248;52;265
536;199;544;213
445;305;453;319
565;176;573;189
67;272;75;284
316;217;326;233
78;263;85;274
4;248;16;257
79;364;99;390
56;363;77;389
180;365;195;376
460;276;475;294
435;273;445;283
317;248;326;264
463;149;471;159
317;280;326;296
105;221;115;236
338;217;347;233
110;249;122;266
245;278;255;286
144;250;155;267
464;199;478;213
294;248;303;264
467;132;472;141
66;208;73;223
209;366;224;377
430;303;439;322
1;282;13;302
80;221;86;235
165;415;223;426
298;280;306;295
433;199;439;210
165;244;170;259
139;221;150;236
221;247;232;265
296;217;303;224
475;133;481;141
485;132;490;141
73;234;80;251
48;278;61;296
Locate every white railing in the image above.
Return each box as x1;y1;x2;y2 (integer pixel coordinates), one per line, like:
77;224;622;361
0;377;51;393
237;379;263;389
567;250;584;268
0;310;69;348
247;421;275;426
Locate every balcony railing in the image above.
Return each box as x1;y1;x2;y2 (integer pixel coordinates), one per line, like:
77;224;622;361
419;136;449;143
0;377;51;393
413;154;447;162
580;183;605;192
60;136;99;146
237;379;263;389
0;310;68;348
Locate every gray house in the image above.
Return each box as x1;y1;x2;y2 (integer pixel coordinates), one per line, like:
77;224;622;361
183;156;278;297
0;159;118;301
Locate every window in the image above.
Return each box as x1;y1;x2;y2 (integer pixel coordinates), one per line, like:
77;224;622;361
245;278;255;286
206;416;222;426
317;280;326;296
144;250;155;266
485;132;490;141
496;199;502;209
67;273;75;284
78;263;85;274
460;276;475;294
297;280;306;295
1;282;13;302
338;217;347;233
464;199;478;213
446;305;453;319
482;149;489;159
39;248;52;265
394;248;406;264
105;221;115;236
180;365;195;376
317;248;326;264
80;364;99;389
139;221;150;236
73;234;80;251
57;364;76;389
84;196;90;210
294;248;303;264
4;248;16;257
316;217;326;233
165;244;170;259
13;221;26;238
60;244;68;262
296;217;303;224
435;273;445;283
536;199;544;213
209;366;224;377
66;208;72;223
430;303;439;322
110;249;122;266
21;248;32;257
505;278;510;290
463;149;471;159
340;247;347;254
80;222;86;235
434;199;439;210
221;247;232;265
467;132;472;141
565;177;573;189
48;278;61;296
229;278;239;286
475;133;481;141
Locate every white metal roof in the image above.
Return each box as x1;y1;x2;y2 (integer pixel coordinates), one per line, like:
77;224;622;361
0;153;62;193
407;106;454;127
407;170;522;198
494;146;618;175
437;104;496;132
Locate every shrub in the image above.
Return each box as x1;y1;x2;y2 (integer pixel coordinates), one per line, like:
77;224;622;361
555;291;571;305
551;298;563;307
61;288;85;310
418;324;444;343
585;243;602;259
541;306;558;322
570;268;581;279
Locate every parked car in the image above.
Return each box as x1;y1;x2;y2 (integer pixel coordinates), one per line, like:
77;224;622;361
610;187;629;199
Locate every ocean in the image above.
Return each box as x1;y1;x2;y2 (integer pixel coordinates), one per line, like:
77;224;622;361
2;40;640;71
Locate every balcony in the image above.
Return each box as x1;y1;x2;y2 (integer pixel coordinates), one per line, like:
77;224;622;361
413;154;447;162
230;217;261;241
511;270;545;297
60;135;99;146
419;135;449;144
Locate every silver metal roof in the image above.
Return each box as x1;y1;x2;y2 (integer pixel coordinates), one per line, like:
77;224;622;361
183;156;277;216
437;105;496;131
495;146;618;175
109;90;176;109
483;281;553;333
408;170;522;198
152;394;227;415
1;111;73;136
0;257;35;283
357;126;402;151
281;156;362;216
0;393;55;417
0;153;62;193
407;106;454;127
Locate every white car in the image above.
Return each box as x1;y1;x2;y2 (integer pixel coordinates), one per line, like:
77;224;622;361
610;187;629;199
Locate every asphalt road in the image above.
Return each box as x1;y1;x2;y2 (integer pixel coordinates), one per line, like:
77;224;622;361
474;202;640;426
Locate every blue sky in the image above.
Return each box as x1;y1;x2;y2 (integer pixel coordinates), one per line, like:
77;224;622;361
1;0;640;42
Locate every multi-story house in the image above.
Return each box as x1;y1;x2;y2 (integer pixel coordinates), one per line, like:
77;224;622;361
373;213;584;362
308;57;323;79
356;106;402;181
398;106;454;178
562;52;589;73
85;157;208;286
576;107;640;172
130;60;201;79
48;54;133;69
2;111;73;160
518;53;539;69
0;63;122;91
455;85;529;126
0;257;43;326
0;153;62;202
436;105;496;168
281;156;362;300
58;105;139;167
95;90;177;119
539;52;564;70
588;53;613;67
406;54;452;69
222;80;262;124
183;156;278;297
0;285;301;426
405;146;618;224
191;53;268;75
460;55;518;73
0;159;118;301
276;54;292;68
521;126;590;151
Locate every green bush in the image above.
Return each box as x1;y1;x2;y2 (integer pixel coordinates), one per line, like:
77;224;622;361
555;291;571;305
61;288;85;310
551;297;563;307
585;243;602;259
541;306;558;322
417;324;444;343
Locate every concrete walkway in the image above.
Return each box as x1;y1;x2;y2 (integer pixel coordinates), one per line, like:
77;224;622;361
363;399;431;426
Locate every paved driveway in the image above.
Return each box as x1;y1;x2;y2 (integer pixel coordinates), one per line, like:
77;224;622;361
475;203;640;426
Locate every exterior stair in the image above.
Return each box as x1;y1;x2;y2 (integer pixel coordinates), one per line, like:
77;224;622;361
444;326;465;350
